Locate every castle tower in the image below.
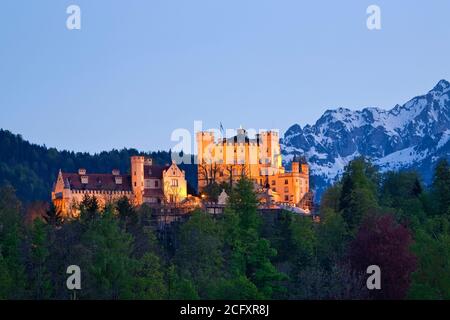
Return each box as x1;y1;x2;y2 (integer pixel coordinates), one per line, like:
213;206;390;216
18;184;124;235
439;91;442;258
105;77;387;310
259;130;282;173
292;156;300;173
299;156;309;175
196;131;215;165
131;156;145;205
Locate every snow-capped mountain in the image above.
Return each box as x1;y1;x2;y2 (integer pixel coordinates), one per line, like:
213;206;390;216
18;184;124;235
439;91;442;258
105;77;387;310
281;80;450;199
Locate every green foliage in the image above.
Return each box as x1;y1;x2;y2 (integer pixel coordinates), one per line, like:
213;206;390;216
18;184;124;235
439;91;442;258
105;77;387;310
28;218;52;299
202;182;230;202
289;214;317;269
167;265;199;300
133;252;167;299
409;216;450;299
43;202;63;227
116;196;138;231
222;178;285;299
316;209;348;268
174;210;224;298
380;171;426;224
0;155;449;300
0;186;27;298
79;209;136;299
431;159;450;216
339;157;379;232
79;194;100;223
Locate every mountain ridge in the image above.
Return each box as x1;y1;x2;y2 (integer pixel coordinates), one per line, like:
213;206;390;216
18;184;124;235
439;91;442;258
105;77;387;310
281;79;450;199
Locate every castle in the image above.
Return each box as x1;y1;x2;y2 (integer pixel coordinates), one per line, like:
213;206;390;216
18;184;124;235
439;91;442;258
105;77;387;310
52;156;187;218
52;128;310;217
196;128;310;206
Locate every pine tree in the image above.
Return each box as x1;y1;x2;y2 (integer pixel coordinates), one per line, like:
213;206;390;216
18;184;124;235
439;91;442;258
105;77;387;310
339;157;379;232
43;202;63;227
222;177;284;299
0;186;27;298
116;196;137;231
174;210;224;297
28;218;52;299
432;159;450;216
79;194;100;223
80;208;135;299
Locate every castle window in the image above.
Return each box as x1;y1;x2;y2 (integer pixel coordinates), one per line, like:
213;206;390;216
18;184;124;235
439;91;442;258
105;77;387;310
171;179;178;187
272;188;276;192
81;176;89;184
284;187;289;193
284;195;289;201
271;180;275;185
284;179;288;185
155;180;159;188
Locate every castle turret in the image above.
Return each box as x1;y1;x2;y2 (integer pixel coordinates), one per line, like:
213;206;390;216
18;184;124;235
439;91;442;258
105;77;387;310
299;156;309;175
292;155;300;173
131;156;145;205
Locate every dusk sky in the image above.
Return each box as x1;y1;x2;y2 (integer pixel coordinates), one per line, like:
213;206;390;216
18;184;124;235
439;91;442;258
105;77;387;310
1;0;449;153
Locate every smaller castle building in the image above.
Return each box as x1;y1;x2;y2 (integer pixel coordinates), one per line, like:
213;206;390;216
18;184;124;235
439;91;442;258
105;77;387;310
52;156;188;218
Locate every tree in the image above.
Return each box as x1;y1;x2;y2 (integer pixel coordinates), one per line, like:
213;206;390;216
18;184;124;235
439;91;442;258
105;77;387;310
79;194;100;223
348;214;417;299
133;252;167;299
79;208;135;299
320;183;342;214
222;178;284;298
316;209;349;269
43;202;63;227
339;157;379;232
380;171;426;224
167;264;199;300
409;216;450;299
0;186;27;298
27;218;52;299
289;263;369;300
174;210;224;297
288;214;317;270
116;196;137;231
431;159;450;216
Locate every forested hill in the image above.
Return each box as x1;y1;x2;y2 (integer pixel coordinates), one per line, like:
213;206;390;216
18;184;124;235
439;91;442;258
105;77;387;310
0;129;197;203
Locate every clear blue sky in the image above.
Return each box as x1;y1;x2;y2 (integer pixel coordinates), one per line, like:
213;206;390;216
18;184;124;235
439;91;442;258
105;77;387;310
1;0;449;153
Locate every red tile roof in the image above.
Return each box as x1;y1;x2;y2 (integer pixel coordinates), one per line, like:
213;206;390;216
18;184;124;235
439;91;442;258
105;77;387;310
62;173;132;192
144;165;170;178
143;189;164;197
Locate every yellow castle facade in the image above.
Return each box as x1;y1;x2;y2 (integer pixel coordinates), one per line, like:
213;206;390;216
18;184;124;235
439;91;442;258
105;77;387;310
52;156;187;218
197;128;310;206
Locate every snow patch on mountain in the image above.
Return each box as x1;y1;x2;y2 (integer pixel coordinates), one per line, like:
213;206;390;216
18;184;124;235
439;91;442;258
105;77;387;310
281;80;450;199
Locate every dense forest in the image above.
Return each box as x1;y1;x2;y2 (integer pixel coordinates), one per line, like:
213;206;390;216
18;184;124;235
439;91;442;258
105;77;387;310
0;155;449;299
0;129;197;203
